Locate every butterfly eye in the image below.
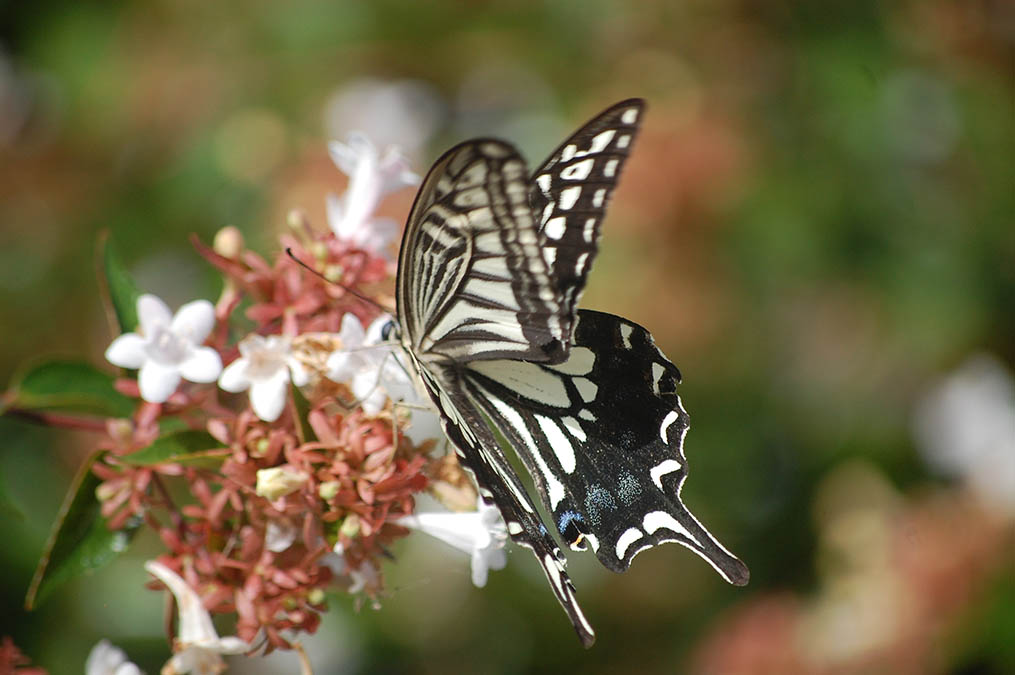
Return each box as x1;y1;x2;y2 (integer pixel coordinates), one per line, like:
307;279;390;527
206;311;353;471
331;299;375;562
380;320;397;341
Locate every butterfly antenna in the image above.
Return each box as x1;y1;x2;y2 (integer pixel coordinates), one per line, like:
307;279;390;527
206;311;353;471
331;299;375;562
285;247;390;313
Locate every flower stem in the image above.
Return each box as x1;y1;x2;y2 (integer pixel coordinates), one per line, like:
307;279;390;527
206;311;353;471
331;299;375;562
5;407;109;433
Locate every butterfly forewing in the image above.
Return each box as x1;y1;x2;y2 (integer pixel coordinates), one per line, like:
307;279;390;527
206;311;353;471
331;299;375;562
397;141;568;364
530;99;644;346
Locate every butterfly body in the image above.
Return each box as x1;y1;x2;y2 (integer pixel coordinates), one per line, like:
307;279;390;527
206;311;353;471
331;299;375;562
392;100;748;647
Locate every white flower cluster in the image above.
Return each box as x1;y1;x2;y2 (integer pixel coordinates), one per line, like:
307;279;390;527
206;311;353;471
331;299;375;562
100;130;509;673
104;135;432;430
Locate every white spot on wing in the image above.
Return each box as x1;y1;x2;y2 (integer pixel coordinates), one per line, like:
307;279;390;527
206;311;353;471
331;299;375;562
463;278;519;310
487;394;566;510
508;521;523;535
619;323;633;349
474;231;507;256
559;185;581;210
651;362;666;394
592;188;606;208
615;527;644;561
617;134;630;149
603;158;619;177
621;107;639;124
561;416;586;442
578;408;596;422
650;459;683;490
575;252;589;275
536;414;577;474
583;217;596;242
643;510;699;547
589;129;616;153
660;410;681;443
536;173;552;192
459;162;487;187
546;346;595;375
470;256;512;280
455;187;489;208
541;202;554;225
573;377;598;403
561;158;594;180
544;216;566;240
470;360;570;406
481;142;510;157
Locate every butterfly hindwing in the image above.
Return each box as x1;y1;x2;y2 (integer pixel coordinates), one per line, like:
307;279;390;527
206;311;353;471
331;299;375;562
464;310;750;583
413;360;596;647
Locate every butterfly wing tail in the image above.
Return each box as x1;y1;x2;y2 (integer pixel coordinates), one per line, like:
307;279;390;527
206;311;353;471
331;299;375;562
429;371;598;647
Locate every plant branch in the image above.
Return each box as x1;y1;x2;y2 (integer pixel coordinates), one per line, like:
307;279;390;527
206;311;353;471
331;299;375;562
5;408;109;433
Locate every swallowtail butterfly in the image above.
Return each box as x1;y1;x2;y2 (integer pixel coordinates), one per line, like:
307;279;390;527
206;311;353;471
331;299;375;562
390;99;749;646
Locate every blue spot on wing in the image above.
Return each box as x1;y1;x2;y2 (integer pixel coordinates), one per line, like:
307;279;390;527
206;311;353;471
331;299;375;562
558;510;584;533
617;472;641;505
584;484;616;528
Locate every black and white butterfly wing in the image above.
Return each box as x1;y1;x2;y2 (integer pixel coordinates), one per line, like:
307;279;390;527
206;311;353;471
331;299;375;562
414;360;597;647
396;140;569;365
465;310;750;583
395;139;598;644
530;99;644;340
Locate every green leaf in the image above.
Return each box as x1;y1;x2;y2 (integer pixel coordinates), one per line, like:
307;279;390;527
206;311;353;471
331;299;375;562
4;360;135;418
121;429;223;466
103;238;142;332
158;416;190;434
25;452;140;610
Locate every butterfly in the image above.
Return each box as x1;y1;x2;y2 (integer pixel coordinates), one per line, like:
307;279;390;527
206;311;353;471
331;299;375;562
389;99;749;646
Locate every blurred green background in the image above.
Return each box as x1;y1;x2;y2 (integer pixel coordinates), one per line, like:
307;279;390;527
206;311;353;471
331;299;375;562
2;1;1013;673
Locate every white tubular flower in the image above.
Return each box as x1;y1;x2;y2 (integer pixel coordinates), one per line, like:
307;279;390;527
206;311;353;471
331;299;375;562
326;132;419;257
255;466;308;501
105;294;222;403
395;497;508;587
218;335;309;422
86;639;142;675
325;314;441;443
144;561;249;675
